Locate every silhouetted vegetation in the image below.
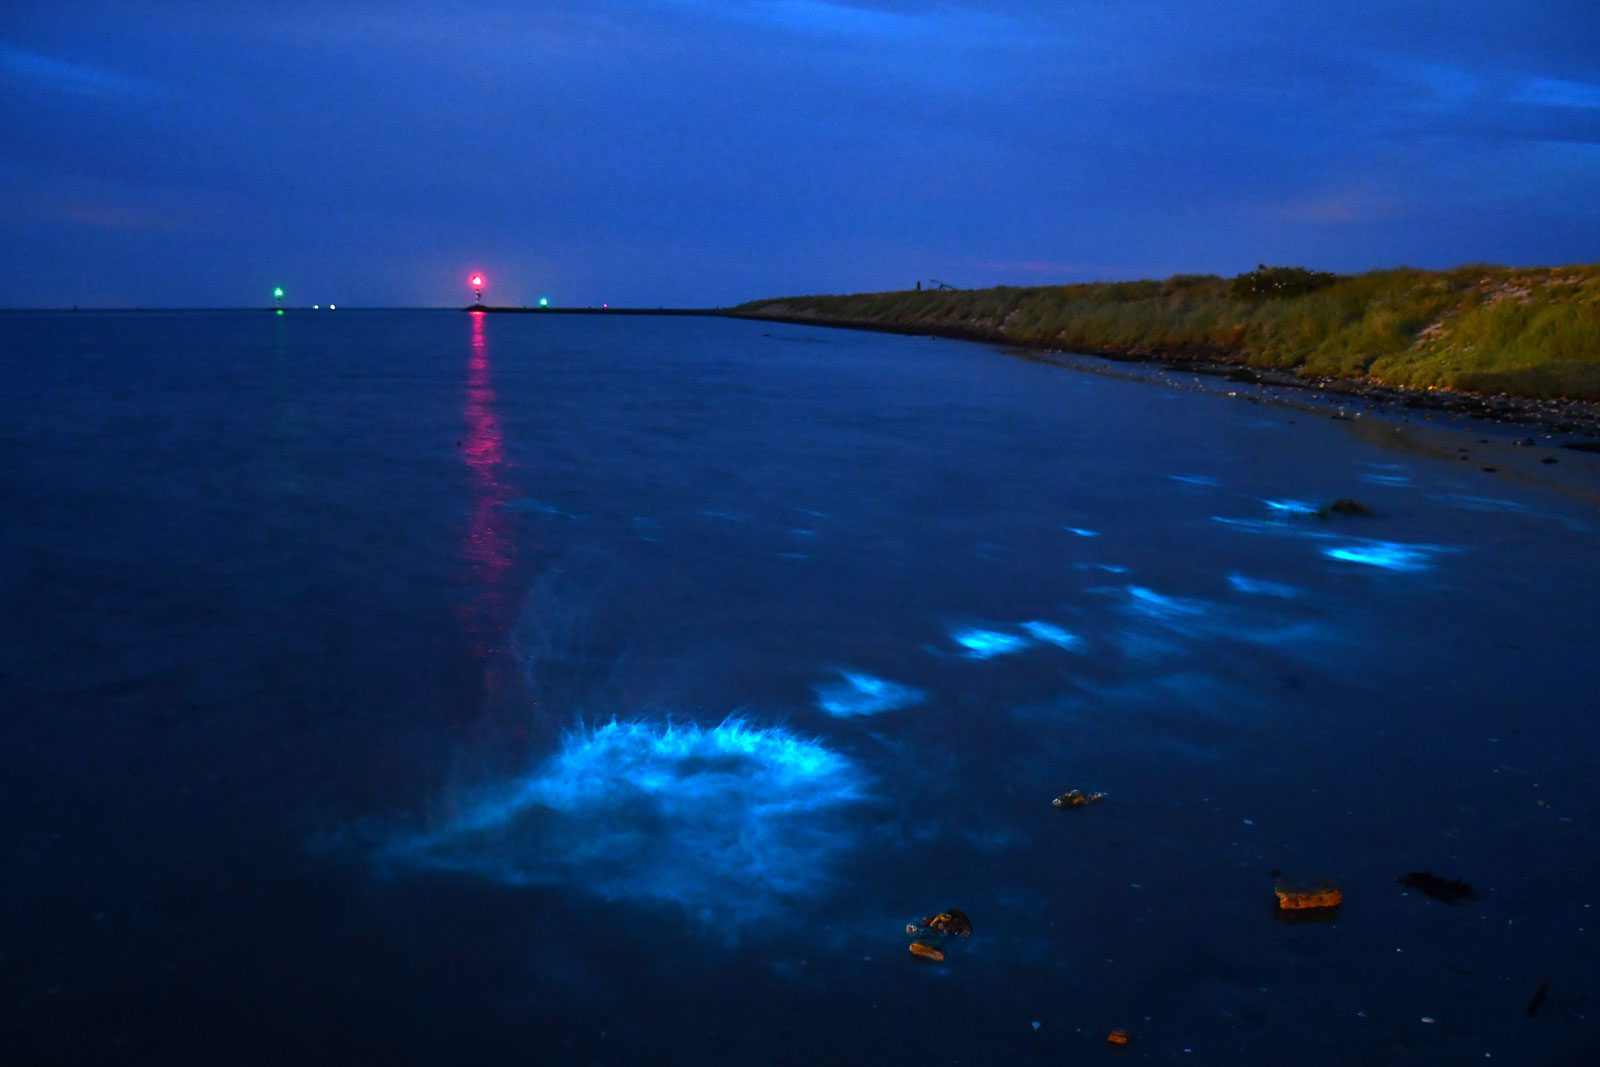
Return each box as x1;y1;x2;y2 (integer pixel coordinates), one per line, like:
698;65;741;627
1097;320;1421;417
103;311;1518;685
736;264;1600;401
1229;265;1337;300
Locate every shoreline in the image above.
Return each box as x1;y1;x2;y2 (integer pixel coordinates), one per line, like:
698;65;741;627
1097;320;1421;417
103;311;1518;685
728;309;1600;440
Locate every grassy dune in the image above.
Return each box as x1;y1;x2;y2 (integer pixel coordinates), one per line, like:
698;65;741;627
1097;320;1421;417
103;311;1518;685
735;265;1600;401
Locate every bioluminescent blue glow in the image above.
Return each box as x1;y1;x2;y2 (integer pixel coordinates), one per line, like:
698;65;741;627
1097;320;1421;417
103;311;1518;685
1323;540;1442;572
813;670;925;717
1430;494;1590;532
950;626;1031;659
1263;499;1319;515
1063;527;1099;538
1020;621;1083;650
1169;474;1220;487
1074;562;1131;574
1126;586;1207;619
384;719;868;929
1361;473;1411;487
1228;574;1299;598
1110;583;1324;660
1211;515;1335;539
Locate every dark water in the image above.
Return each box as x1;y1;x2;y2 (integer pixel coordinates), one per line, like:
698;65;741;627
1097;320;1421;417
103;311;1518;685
2;310;1597;1064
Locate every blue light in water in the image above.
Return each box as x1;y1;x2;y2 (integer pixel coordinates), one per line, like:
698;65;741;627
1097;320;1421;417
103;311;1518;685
1323;541;1438;572
384;719;868;929
1063;526;1099;538
951;626;1030;659
813;670;925;717
1020;621;1083;650
1073;561;1131;574
1169;474;1220;487
1361;473;1410;486
1211;515;1335;539
1126;585;1206;619
1228;574;1298;598
1263;499;1318;515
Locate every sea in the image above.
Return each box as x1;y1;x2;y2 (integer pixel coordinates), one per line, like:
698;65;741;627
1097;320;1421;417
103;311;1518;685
2;309;1597;1064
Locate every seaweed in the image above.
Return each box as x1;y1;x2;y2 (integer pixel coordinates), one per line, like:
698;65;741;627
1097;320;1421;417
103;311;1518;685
1397;871;1477;903
1527;978;1550;1018
1317;498;1374;519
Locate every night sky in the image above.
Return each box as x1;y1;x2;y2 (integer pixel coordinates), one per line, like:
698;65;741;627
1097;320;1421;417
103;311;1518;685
4;1;1599;308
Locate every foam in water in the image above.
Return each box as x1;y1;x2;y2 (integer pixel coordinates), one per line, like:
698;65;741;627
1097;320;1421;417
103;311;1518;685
1019;620;1083;649
384;719;868;928
1323;540;1440;572
813;670;925;717
950;626;1031;659
1228;574;1299;598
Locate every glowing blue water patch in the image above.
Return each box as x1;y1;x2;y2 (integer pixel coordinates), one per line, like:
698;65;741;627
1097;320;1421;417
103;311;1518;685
1323;540;1440;572
1431;493;1531;514
1212;515;1334;539
1020;621;1083;650
1361;473;1411;486
1107;584;1325;661
1169;474;1220;487
813;671;925;717
1074;561;1130;574
1063;527;1099;538
1126;586;1207;619
384;719;868;928
1228;574;1298;598
1263;499;1318;516
951;626;1030;659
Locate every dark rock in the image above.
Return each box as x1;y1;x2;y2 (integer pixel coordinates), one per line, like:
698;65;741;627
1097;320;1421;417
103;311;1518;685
1397;871;1477;903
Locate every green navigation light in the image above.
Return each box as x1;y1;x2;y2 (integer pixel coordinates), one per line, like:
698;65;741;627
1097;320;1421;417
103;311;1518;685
273;286;285;299
539;297;549;307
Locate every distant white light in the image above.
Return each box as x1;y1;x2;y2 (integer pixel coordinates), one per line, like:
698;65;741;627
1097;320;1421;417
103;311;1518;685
313;304;320;310
329;304;336;310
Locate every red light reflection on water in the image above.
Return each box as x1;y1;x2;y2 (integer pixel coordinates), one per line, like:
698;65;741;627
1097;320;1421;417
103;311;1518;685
461;310;515;656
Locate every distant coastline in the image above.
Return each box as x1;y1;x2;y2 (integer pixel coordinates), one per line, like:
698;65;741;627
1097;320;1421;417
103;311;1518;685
468;306;719;317
730;265;1600;430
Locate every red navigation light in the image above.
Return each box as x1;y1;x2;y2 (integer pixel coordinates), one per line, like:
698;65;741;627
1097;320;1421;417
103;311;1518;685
469;273;485;289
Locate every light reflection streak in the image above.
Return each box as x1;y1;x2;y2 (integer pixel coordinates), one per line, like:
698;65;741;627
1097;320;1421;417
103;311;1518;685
461;311;516;656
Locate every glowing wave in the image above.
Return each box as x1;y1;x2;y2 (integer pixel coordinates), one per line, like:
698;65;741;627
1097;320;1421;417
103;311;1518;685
813;670;925;717
383;719;869;928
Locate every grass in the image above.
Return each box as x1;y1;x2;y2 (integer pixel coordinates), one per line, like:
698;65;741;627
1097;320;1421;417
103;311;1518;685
733;264;1600;401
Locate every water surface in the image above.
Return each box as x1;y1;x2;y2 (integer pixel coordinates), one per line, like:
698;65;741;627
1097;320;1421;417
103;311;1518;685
2;310;1596;1063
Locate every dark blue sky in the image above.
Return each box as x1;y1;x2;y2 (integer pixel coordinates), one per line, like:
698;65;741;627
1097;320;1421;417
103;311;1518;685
4;1;1599;307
